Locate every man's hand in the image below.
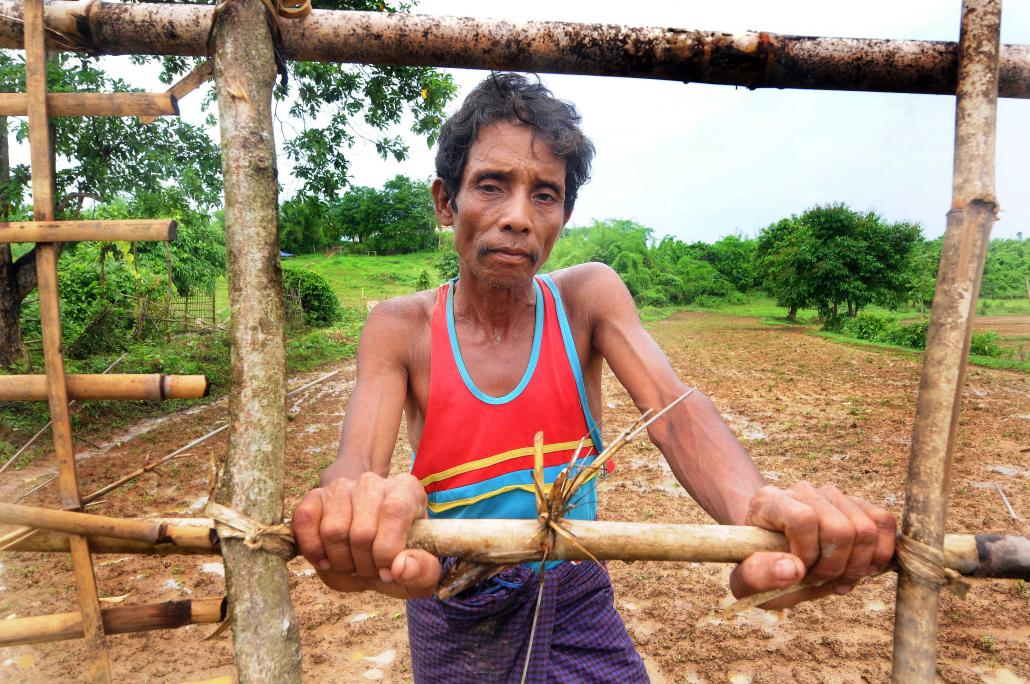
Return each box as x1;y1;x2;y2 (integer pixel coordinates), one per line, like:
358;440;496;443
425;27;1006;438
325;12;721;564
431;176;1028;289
729;482;896;609
292;472;442;600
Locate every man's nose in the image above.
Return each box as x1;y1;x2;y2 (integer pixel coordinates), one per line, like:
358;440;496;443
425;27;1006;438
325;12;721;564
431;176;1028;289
500;193;534;234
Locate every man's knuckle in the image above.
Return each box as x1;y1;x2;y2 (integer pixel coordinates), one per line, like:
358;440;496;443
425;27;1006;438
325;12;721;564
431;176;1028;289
349;524;376;549
320;522;350;545
853;520;878;546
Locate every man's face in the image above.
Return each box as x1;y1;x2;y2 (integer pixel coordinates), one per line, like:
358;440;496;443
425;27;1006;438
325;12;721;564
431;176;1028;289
432;122;572;288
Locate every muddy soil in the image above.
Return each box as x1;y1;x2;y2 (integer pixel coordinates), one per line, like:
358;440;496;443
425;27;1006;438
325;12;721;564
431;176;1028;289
1;312;1028;683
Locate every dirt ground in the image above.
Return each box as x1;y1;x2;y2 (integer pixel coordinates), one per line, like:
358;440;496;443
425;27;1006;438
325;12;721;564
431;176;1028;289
1;311;1028;683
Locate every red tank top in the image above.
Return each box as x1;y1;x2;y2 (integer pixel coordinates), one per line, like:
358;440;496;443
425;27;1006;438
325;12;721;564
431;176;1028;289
412;274;607;520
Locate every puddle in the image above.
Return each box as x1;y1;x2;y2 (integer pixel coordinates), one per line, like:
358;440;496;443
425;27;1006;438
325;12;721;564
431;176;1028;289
348;612;377;624
201;562;225;577
365;649;396;667
984;464;1030;478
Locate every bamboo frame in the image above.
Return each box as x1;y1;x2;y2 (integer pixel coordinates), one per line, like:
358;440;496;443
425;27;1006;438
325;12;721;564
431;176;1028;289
0;2;1027;98
0;219;176;243
891;3;1003;682
0;597;224;647
23;0;111;680
0;373;208;401
0;92;178;117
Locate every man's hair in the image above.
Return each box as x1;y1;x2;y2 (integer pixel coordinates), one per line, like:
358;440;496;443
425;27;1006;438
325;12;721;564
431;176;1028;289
435;73;595;213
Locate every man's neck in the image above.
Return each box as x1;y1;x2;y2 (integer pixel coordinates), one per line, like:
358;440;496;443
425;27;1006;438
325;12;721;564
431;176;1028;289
452;274;537;344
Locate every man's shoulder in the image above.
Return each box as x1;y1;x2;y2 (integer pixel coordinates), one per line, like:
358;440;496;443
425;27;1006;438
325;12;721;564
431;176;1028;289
363;289;437;345
544;262;626;308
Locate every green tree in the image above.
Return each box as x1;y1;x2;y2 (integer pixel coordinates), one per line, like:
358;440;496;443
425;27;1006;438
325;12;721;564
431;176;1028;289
981;237;1029;299
757;217;818;321
0;52;222;367
333;175;436;254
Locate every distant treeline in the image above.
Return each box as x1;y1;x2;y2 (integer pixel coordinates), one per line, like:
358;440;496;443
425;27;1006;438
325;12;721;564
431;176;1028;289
544;205;1028;318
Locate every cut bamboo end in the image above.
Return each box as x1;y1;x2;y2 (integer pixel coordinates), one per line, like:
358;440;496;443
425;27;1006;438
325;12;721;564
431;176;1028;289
0;597;225;647
0;374;208;401
0;219;176;243
0;92;178;117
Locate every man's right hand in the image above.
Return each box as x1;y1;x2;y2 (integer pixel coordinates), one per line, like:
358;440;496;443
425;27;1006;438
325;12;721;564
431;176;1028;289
292;472;442;599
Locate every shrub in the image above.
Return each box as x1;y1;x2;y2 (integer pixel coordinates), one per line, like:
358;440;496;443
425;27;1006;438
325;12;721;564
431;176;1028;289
693;295;723;309
416;269;432;291
839;312;895;342
970;330;1007;358
282;268;340;327
885;320;929;349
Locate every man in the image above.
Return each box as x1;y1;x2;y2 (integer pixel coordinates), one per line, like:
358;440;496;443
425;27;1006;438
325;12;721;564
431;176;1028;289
292;73;896;682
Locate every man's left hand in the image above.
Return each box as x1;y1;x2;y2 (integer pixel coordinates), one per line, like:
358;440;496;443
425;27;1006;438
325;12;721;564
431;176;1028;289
729;482;896;609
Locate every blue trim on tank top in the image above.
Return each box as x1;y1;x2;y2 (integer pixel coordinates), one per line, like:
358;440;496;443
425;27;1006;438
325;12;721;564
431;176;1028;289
446;278;545;405
537;274;604;452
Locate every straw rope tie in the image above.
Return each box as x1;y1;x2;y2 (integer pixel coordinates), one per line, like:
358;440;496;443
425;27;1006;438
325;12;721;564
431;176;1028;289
895;533;970;598
206;502;297;560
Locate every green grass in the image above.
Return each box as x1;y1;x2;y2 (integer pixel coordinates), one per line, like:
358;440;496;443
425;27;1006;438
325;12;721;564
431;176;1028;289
215;250;441;319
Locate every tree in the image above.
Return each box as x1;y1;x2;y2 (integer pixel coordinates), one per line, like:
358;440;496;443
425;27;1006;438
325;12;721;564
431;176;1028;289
757;205;922;321
332;175;436;254
0;51;222;367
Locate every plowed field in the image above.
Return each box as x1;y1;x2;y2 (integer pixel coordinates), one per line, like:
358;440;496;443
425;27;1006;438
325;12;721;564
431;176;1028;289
2;311;1028;683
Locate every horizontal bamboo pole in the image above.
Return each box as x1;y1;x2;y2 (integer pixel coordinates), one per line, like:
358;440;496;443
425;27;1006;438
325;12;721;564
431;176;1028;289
0;219;176;243
0;374;208;401
0;502;215;550
0;597;225;647
0;2;1026;98
3;507;1026;579
0;92;178;117
2;528;216;555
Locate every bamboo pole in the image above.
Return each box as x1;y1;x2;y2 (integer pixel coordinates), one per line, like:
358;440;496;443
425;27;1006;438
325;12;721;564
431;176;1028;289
0;501;215;549
211;0;301;680
23;0;110;679
0;219;176;243
0;597;224;647
0;92;178;117
892;2;1002;683
0;373;208;401
0;2;1027;98
3;507;1028;579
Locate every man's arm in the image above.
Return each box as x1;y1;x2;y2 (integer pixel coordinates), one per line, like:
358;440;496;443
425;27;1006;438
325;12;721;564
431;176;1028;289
292;300;441;599
568;263;895;607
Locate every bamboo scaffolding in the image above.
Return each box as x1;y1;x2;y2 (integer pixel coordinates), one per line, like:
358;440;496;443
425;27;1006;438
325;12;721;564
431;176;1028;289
3;506;1028;580
892;2;1002;683
0;597;224;647
0;373;208;401
23;0;110;678
0;92;177;117
0;219;176;243
0;2;1026;98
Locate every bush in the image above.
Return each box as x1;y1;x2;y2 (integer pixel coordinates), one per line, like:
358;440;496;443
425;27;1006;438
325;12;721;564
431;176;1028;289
839;312;895;342
970;330;1007;358
282;268;340;327
693;295;723;309
885;320;929;349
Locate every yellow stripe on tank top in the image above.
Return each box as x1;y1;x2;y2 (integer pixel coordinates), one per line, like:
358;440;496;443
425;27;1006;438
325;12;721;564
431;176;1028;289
426;468;602;514
418;438;595;487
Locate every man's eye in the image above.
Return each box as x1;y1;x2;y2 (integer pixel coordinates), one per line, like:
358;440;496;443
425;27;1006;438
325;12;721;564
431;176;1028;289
480;184;500;193
535;192;556;202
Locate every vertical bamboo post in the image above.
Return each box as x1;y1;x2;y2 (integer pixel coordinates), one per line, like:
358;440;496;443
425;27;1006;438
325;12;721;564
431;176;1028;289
210;0;302;681
23;0;111;680
891;1;1001;682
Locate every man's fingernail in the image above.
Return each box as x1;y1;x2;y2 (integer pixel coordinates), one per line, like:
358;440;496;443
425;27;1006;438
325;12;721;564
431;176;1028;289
835;583;852;595
318;560;330;570
774;559;799;581
402;555;417;580
378;567;393;583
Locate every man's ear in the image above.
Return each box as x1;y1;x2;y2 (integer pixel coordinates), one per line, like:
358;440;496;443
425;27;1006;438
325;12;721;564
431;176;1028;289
562;208;573;227
432;178;454;226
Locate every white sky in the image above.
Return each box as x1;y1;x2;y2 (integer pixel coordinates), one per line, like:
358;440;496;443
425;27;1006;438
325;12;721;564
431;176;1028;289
335;0;1030;242
15;1;1030;243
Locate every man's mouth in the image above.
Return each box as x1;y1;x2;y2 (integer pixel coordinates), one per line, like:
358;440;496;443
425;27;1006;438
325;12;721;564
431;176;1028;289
479;247;538;264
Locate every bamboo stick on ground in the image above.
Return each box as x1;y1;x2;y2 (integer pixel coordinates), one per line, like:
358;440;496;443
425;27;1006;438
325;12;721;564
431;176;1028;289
0;373;208;401
892;3;1002;683
0;597;224;647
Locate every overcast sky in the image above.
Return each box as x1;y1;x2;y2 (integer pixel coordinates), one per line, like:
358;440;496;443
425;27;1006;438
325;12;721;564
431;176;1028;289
328;0;1030;243
19;1;1030;244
